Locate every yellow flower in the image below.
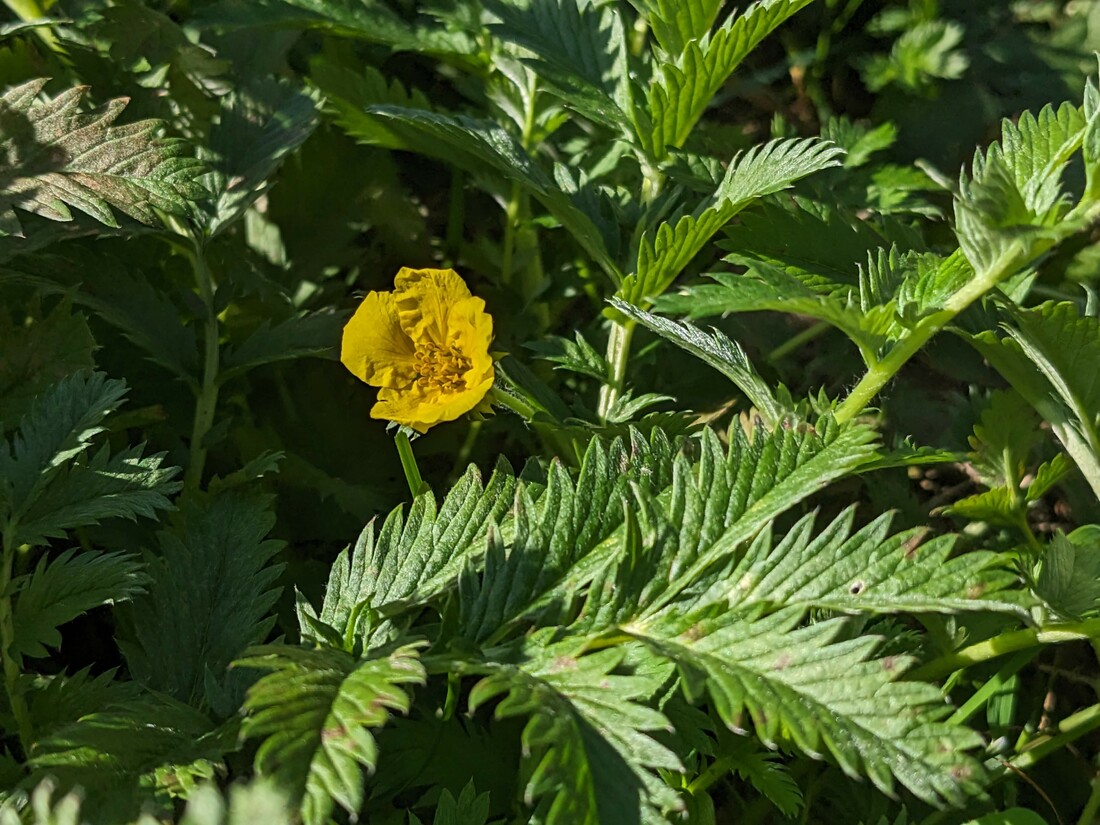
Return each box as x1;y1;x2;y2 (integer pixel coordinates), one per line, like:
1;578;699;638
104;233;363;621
341;267;495;433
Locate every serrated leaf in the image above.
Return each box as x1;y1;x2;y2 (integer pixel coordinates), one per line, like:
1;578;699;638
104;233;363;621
860;20;968;93
12;549;148;659
723;738;802;817
951;96;1089;279
626;0;723;57
653;265;888;364
719;199;888;294
0;371;128;518
627;609;986;807
941;486;1021;529
0;79;207;235
239;641;426;825
611;299;788;427
620;138;844;302
486;0;632;131
458;431;678;643
968;301;1100;499
309;59;431;149
469;640;681;824
202;82;318;236
1035;532;1100;620
121;492;284;707
578;421;882;631
525;331;609;381
967;391;1040;489
302;460;516;649
29;694;228;820
1026;453;1072;502
707;507;1020;616
13;443;181;547
220;310;344;380
431;782;491;825
643;0;816;157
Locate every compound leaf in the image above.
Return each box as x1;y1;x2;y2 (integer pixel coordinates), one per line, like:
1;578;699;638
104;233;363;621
0;79;207;235
12;550;148;660
239;641;426;825
121;492;284;707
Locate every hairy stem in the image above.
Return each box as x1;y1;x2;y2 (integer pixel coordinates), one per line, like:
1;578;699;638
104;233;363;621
835;241;1029;424
597;317;636;420
0;526;32;754
909;619;1100;682
185;243;221;491
599;159;664;419
489;385;538;421
395;430;428;498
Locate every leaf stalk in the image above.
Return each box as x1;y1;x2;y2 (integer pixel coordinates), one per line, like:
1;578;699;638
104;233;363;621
185;241;221;491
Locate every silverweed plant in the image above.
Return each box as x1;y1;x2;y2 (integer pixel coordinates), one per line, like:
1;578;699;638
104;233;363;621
1;1;1100;824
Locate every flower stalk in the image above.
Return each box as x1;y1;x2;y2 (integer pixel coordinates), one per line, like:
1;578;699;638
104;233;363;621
395;430;429;498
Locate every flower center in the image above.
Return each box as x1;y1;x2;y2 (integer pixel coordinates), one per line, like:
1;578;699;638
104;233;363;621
413;342;471;392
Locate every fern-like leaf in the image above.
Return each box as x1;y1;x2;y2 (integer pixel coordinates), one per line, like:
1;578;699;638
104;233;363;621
300;461;516;649
239;641;426;825
12;549;148;660
0;79;206;235
969;301;1100;499
619;138;844;302
627;608;986;807
486;0;632;131
121;492;284;708
642;0;815;157
469;639;682;824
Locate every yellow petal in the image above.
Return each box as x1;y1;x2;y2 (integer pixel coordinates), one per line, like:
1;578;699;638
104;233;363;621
372;372;495;433
446;295;495;388
394;267;473;343
341;291;417;388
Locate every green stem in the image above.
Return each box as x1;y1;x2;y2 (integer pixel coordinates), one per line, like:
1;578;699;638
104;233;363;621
0;527;32;755
500;182;522;288
185;243;221;492
765;321;831;364
598;158;664;420
835;243;1026;425
395;431;428;498
1009;702;1100;771
687;755;734;795
597;317;636;420
910;619;1100;682
1077;767;1100;825
489;385;537;422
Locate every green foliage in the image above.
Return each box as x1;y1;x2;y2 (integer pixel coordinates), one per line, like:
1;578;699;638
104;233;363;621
619;137;845;303
0;79;206;234
121;492;284;710
12;549;147;660
0;371;180;546
468;641;681;823
970;301;1100;499
639;0;817;158
2;3;1100;824
239;641;426;825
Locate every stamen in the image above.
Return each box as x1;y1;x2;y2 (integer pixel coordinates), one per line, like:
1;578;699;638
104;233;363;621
413;342;471;393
